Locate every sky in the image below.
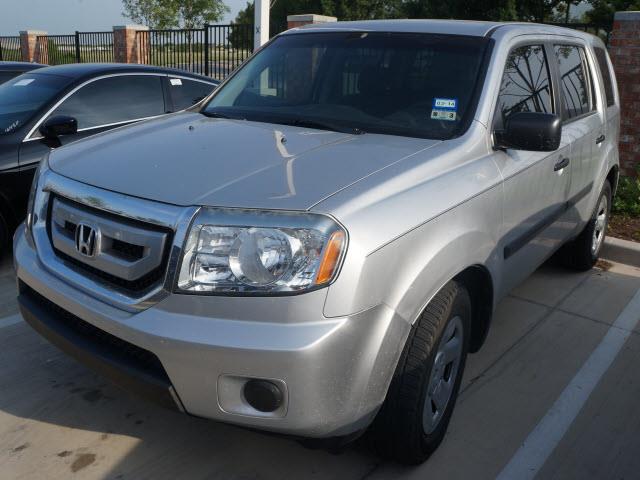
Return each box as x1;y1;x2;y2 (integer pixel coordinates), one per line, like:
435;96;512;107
0;0;249;36
1;0;593;36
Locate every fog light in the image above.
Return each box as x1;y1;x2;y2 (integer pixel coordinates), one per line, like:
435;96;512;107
243;379;283;413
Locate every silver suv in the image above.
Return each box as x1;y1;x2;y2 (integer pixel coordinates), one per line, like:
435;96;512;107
14;20;619;464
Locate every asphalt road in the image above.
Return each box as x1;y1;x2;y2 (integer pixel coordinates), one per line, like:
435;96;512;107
1;250;640;480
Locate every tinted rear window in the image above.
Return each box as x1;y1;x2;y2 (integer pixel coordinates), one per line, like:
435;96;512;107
594;47;615;107
169;78;215;111
554;45;593;120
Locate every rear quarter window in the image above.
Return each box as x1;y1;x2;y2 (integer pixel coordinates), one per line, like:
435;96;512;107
593;47;615;107
553;45;594;121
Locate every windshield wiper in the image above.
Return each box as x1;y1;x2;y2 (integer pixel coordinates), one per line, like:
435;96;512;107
286;118;365;135
201;110;242;120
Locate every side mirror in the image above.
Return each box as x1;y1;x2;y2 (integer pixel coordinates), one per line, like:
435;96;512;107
494;112;561;152
39;115;78;141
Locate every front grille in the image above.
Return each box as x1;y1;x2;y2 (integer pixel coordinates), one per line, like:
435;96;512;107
22;283;170;383
48;195;173;296
54;249;166;293
111;238;145;261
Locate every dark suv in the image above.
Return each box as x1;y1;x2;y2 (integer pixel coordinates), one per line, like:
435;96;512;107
0;63;218;252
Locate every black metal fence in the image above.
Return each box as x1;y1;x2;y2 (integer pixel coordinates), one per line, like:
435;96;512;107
38;31;114;65
39;34;76;65
0;36;21;61
138;24;253;78
78;31;114;63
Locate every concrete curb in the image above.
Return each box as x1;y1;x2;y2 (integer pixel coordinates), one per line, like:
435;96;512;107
601;236;640;267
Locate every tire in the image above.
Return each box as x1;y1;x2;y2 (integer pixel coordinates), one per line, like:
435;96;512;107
558;180;612;271
368;281;471;465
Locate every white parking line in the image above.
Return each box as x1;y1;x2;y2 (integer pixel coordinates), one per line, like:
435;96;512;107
496;289;640;480
0;314;23;329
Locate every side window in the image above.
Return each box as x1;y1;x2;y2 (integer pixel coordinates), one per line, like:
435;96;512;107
553;45;594;120
495;45;553;130
169;78;216;111
593;47;615;107
48;75;165;131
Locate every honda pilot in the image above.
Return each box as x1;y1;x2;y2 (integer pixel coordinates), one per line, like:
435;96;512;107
14;20;619;464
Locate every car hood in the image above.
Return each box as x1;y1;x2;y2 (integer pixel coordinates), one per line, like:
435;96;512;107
49;112;441;210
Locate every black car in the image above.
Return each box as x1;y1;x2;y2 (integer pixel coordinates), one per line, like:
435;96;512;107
0;61;47;85
0;63;219;251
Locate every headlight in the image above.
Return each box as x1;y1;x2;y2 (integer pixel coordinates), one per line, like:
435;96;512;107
177;209;347;294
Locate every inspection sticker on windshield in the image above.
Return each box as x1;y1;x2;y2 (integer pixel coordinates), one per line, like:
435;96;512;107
431;98;458;121
13;78;35;87
433;98;458;110
431;109;457;121
170;78;182;86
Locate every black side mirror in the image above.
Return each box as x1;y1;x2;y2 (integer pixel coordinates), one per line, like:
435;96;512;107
494;112;561;152
39;115;78;141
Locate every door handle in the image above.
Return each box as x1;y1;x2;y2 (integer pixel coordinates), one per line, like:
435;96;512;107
554;157;570;171
595;134;606;144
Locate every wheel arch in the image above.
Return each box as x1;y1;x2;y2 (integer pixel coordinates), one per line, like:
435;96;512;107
452;265;495;353
606;164;619;197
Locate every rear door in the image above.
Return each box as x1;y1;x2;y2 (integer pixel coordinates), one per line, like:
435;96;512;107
551;42;602;229
492;41;573;294
19;74;167;170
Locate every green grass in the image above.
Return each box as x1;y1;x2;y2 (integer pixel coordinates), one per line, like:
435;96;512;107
612;166;640;217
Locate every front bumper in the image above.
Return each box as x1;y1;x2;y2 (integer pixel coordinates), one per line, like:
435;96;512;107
14;225;409;438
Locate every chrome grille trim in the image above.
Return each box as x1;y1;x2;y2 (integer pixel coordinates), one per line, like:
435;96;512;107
31;170;199;313
50;197;168;282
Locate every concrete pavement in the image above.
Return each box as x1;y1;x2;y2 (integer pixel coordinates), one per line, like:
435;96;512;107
1;253;639;479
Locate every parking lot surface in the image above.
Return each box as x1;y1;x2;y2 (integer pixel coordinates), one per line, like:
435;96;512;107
1;251;640;480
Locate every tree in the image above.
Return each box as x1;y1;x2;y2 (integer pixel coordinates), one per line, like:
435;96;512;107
400;0;517;21
585;0;640;25
122;0;176;28
123;0;229;29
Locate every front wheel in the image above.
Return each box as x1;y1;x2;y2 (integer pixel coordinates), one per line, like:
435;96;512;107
558;180;611;271
368;281;471;464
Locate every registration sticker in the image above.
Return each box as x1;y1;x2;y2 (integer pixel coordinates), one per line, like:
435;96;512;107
433;98;458;110
14;78;35;87
431;109;457;121
170;78;182;86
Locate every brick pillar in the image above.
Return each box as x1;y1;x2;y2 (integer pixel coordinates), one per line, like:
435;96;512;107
20;30;47;63
609;11;640;176
113;25;149;64
287;14;337;30
35;36;48;64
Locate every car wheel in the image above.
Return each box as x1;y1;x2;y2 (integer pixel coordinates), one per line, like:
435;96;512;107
559;180;612;271
368;281;471;464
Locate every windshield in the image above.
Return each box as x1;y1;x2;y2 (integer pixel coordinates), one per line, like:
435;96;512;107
203;32;490;139
0;73;71;135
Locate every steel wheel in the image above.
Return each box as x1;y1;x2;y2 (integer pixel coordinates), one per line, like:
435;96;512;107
423;315;464;434
591;194;608;255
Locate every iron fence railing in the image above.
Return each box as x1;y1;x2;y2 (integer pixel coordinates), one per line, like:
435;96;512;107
0;36;21;61
138;24;253;79
40;34;77;65
140;28;207;75
77;31;114;63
